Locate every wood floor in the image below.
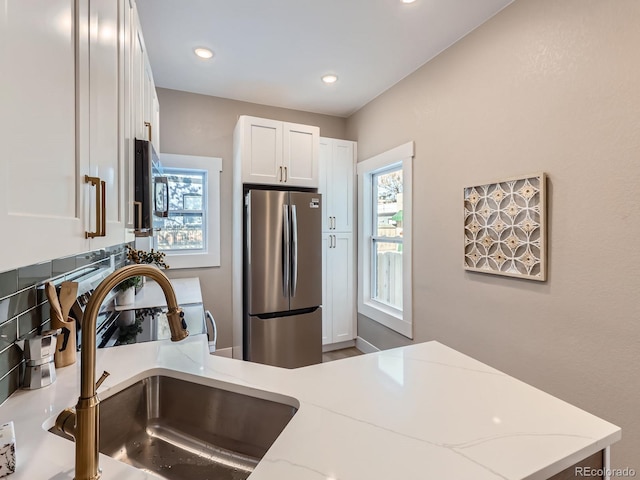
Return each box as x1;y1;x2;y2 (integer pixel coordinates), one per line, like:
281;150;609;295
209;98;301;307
322;347;364;363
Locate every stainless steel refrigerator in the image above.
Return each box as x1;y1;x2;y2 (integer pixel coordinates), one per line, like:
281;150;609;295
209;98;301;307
244;189;322;368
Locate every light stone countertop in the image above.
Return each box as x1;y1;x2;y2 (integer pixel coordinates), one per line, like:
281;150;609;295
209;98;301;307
0;336;620;480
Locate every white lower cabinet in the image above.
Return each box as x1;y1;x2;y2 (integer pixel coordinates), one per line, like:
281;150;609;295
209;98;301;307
322;233;355;345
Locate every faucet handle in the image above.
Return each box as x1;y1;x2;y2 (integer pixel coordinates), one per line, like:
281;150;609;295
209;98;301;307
95;371;110;389
167;307;189;342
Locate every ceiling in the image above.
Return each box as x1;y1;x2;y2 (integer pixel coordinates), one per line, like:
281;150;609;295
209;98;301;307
136;0;514;118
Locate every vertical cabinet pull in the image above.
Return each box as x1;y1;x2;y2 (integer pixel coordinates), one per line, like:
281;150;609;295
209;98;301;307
279;166;283;182
85;175;106;238
284;166;288;182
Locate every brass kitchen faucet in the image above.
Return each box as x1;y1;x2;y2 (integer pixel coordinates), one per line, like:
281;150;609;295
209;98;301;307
55;264;189;480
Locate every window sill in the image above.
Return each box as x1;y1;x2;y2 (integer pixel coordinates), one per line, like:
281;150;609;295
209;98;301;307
359;299;412;338
162;250;219;270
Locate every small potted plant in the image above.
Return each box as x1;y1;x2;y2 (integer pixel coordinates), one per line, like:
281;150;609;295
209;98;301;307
115;276;141;306
125;245;169;292
125;245;169;269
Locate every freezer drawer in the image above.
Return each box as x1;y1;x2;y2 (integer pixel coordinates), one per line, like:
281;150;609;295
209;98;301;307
246;308;322;368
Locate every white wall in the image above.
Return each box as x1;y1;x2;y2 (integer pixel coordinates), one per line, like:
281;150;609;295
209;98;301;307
346;0;640;468
157;89;347;349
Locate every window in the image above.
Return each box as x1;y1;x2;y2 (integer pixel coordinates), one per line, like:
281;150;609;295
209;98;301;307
153;154;222;269
154;168;206;251
372;166;403;310
357;142;413;338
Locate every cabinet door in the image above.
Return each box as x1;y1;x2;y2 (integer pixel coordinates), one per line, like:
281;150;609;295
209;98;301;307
121;0;135;240
319;139;331;231
283;122;319;188
0;0;88;271
321;234;331;345
86;0;125;248
142;57;158;148
152;88;160;152
241;117;283;185
330;141;355;232
330;233;355;343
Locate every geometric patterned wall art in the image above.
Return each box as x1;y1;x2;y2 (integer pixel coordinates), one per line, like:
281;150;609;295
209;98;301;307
464;173;547;281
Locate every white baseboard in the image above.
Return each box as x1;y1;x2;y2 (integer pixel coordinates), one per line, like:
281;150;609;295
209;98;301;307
355;336;380;354
322;340;356;353
212;347;233;358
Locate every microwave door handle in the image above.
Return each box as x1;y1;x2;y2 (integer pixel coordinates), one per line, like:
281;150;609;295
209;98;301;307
283;204;290;298
154;177;169;218
162;181;169;216
291;205;298;297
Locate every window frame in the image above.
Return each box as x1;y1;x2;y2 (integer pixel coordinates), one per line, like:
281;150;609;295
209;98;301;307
357;142;413;339
156;153;222;269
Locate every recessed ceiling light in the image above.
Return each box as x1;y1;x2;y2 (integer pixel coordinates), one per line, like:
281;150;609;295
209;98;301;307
402;0;416;3
321;74;338;84
194;47;214;59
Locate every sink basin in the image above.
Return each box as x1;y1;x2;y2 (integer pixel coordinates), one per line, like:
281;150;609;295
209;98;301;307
51;374;298;480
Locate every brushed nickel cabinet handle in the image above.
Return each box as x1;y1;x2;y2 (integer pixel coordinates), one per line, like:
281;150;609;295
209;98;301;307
284;166;288;182
279;166;283;182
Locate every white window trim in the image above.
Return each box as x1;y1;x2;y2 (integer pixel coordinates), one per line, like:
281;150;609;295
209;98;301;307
158;153;222;269
357;142;413;339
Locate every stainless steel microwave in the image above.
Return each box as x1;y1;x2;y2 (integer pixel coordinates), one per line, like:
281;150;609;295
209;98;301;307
134;139;168;237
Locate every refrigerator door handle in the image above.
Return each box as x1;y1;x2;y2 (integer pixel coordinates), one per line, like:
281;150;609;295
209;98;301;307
291;205;298;297
283;204;290;298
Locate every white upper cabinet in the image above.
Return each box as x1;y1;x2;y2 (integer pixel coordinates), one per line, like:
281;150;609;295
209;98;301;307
83;0;126;249
0;0;87;270
0;0;156;271
319;138;355;232
237;116;319;188
283;122;319;188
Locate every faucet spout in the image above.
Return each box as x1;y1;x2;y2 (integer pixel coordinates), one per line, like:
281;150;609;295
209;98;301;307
57;264;189;480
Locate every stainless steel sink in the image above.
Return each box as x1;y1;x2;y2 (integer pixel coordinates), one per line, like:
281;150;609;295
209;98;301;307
51;375;297;480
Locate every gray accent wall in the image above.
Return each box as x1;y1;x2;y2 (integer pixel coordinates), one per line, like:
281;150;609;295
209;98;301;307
346;0;640;469
156;88;347;350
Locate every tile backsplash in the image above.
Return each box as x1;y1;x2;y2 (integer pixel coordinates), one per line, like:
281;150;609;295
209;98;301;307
0;244;129;404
